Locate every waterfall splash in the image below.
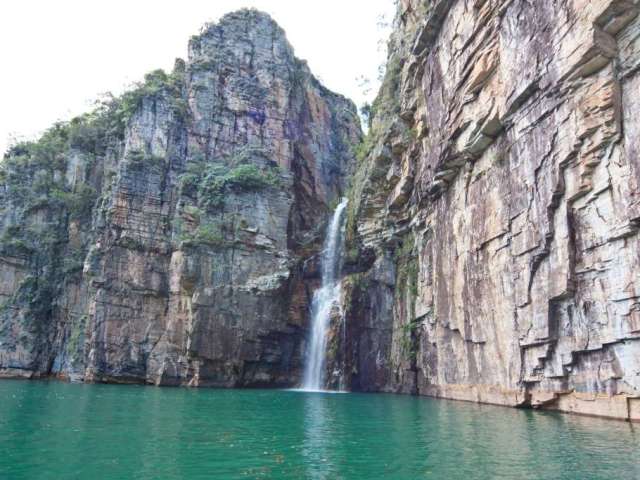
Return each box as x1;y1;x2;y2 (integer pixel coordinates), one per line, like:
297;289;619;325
302;198;348;391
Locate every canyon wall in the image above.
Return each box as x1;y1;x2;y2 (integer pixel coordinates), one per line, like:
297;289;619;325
2;2;639;422
338;0;640;421
0;10;360;386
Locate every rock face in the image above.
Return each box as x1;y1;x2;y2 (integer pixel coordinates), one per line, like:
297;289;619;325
2;3;639;422
0;10;360;386
338;0;640;421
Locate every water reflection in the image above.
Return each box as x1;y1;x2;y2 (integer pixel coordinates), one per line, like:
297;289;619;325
302;393;335;479
1;381;639;479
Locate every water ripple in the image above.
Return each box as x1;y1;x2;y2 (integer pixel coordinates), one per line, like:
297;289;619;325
0;381;638;479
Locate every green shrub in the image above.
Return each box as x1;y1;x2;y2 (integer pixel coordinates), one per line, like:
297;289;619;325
65;315;87;359
116;68;186;123
5;122;70;170
198;166;228;210
183;205;202;219
360;103;373;130
32;170;54;195
352;133;375;164
181;222;226;247
194;223;225;246
51;184;97;220
180;161;281;212
179;172;200;197
125;149;165;170
3;63;186;165
0;237;33;256
14;275;39;304
225;164;279;190
67;184;97;220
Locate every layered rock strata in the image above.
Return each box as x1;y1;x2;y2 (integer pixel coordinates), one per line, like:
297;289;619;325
339;0;640;421
0;10;360;386
2;2;640;422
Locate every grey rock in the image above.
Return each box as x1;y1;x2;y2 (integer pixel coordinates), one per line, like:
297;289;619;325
0;9;360;388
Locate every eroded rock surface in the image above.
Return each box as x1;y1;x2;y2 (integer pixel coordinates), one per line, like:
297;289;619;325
339;0;640;421
2;2;639;422
0;10;359;387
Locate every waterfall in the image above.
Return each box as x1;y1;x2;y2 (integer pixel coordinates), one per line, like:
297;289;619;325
302;198;348;391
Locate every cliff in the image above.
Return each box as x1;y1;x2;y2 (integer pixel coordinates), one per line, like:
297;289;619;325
337;0;640;421
2;3;639;422
0;9;360;386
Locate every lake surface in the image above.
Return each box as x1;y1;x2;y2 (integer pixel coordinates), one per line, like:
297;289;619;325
1;380;638;479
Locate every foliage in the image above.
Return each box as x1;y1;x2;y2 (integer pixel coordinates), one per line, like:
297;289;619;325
3;64;186;164
193;222;225;246
51;184;98;220
116;68;186;123
179;157;281;212
5;102;118;165
181;221;226;248
125;149;165;171
0;229;33;256
178;169;202;198
395;234;419;301
225;164;279;190
65;314;87;360
13;275;41;306
394;234;420;361
182;205;202;220
352;133;375;164
62;255;85;276
370;55;402;122
4;122;70;171
400;319;421;360
197;164;230;210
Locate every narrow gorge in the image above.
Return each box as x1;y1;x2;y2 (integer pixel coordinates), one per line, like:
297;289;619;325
1;1;639;423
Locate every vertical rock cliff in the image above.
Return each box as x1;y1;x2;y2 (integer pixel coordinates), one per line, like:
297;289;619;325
0;10;360;386
339;0;640;420
2;2;639;422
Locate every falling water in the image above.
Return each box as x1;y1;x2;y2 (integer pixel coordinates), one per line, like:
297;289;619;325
302;198;348;391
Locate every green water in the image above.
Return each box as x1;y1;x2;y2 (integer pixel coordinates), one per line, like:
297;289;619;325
1;381;638;479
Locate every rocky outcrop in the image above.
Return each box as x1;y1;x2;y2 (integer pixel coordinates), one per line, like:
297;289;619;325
0;10;360;386
339;0;640;421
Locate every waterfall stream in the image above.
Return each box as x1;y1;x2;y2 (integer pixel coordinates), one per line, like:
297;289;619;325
302;198;348;391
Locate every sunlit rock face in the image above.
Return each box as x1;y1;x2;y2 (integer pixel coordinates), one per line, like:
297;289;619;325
0;9;360;386
339;0;640;420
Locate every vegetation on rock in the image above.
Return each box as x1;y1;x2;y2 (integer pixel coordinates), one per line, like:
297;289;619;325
180;155;281;212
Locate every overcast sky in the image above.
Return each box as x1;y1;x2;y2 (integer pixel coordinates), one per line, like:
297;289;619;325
0;0;395;155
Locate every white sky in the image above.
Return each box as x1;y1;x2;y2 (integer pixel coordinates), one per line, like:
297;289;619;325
0;0;395;155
